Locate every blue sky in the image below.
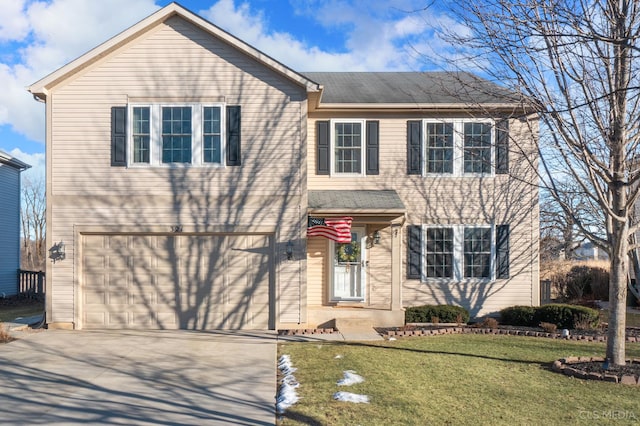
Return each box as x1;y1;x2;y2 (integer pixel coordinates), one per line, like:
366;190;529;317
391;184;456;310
0;0;462;180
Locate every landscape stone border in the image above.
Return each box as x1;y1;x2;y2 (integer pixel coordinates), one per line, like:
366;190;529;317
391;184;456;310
552;357;640;385
278;328;337;336
380;326;639;343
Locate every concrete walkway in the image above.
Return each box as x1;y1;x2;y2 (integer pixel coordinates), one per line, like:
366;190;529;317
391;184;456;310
0;329;276;425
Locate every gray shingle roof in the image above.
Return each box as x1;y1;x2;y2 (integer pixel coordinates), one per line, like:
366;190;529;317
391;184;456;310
308;190;405;212
302;72;518;105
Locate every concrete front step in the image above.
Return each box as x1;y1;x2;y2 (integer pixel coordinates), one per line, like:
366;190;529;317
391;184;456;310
334;317;374;331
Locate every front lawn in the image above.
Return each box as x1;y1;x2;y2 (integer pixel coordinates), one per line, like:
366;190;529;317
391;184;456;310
278;335;640;425
600;309;640;328
0;296;44;323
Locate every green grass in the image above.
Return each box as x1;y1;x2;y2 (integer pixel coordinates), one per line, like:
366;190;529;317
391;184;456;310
277;335;640;425
0;299;44;323
600;310;640;328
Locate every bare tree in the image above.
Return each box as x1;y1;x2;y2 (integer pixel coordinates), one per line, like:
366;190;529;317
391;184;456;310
21;176;46;271
439;0;640;365
540;183;604;261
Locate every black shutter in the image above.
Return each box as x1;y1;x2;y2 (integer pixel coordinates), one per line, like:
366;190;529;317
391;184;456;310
317;121;330;175
496;119;509;174
407;225;422;279
111;106;126;167
226;105;241;166
407;120;422;175
366;120;379;175
496;224;510;279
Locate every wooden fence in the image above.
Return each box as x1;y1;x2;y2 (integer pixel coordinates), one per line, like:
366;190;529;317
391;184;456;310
18;270;45;300
540;279;552;305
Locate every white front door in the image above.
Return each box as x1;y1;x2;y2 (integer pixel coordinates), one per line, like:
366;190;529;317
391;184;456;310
332;227;366;301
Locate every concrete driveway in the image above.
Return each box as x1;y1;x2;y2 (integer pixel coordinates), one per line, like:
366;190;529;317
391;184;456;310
0;329;277;425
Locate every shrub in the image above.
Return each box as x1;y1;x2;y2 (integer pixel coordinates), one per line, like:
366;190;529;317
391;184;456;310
539;322;557;333
0;325;14;344
405;305;470;324
533;304;599;329
574;313;598;330
543;260;609;302
477;317;499;329
499;306;536;326
500;304;599;329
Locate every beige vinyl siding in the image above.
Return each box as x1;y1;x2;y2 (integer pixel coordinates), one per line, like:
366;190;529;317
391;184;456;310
47;16;307;326
367;226;392;307
307;236;327;306
307;114;539;316
307;228;394;309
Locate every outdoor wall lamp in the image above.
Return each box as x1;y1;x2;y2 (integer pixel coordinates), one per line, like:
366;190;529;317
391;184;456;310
49;241;65;263
286;240;294;260
373;231;381;245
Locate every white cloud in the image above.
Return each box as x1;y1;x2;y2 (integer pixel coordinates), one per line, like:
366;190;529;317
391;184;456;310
0;0;456;148
0;0;30;42
0;0;158;144
8;147;44;182
200;0;443;72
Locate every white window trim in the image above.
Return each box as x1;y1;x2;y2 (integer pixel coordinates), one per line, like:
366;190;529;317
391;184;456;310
422;224;495;282
422;118;495;177
330;118;366;177
127;103;226;167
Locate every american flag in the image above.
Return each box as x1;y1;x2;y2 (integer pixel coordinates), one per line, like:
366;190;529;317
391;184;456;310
307;216;353;243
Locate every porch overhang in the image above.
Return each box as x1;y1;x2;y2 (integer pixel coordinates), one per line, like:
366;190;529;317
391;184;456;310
308;190;406;224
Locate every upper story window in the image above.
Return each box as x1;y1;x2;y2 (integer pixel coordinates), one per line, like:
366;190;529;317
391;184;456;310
203;106;222;164
408;118;509;176
426;122;454;174
132;107;150;163
333;121;364;175
316;120;379;176
111;103;241;168
425;119;493;176
129;104;221;166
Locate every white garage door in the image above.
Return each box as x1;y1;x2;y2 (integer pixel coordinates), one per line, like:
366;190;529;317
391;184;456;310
81;234;272;329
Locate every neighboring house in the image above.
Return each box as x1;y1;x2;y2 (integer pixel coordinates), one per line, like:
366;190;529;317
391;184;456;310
571;242;608;261
28;3;539;330
0;151;30;297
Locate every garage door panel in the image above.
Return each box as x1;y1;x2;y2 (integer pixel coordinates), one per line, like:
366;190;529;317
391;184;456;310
83;233;272;329
84;290;106;304
85;312;106;325
108;255;130;269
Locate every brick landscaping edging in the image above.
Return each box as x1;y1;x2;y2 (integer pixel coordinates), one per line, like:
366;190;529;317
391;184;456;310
552;357;640;385
278;328;337;336
380;326;638;343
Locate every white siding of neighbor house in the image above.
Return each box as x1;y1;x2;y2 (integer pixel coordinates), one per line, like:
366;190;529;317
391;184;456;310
46;16;308;326
307;113;539;317
0;163;21;296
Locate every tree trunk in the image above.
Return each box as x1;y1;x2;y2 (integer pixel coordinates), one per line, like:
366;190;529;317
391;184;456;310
607;202;628;365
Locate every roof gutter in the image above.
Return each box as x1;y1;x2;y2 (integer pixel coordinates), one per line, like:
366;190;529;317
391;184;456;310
0;152;31;171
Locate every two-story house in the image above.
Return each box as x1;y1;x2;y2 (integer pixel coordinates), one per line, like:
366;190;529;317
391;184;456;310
29;3;538;330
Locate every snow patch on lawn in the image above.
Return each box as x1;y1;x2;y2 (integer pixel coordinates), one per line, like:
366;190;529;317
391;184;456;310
333;391;370;403
337;370;365;386
276;354;300;414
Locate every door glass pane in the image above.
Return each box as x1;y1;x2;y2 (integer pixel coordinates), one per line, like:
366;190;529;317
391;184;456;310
333;230;364;300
